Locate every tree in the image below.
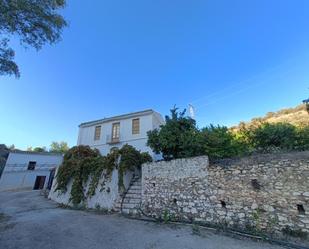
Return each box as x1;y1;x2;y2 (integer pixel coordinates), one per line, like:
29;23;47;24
247;123;297;151
199;125;247;159
33;146;47;152
0;0;67;77
147;107;203;160
50;141;69;153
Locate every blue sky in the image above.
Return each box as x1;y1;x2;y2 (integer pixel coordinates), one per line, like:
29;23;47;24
1;0;309;150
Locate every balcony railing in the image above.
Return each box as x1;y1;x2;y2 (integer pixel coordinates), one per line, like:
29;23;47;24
106;134;121;144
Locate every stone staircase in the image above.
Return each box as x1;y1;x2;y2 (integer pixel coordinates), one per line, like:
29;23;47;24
114;176;142;216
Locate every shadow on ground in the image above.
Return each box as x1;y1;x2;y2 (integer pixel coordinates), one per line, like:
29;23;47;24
0;191;285;249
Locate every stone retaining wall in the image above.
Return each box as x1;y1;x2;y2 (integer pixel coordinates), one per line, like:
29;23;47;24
141;152;309;238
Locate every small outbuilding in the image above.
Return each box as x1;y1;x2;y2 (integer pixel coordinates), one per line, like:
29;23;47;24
0;151;63;191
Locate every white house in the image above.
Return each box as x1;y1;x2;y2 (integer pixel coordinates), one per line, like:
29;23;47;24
0;151;63;191
77;109;164;159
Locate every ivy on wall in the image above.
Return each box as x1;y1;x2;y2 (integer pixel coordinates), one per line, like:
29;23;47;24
55;145;152;206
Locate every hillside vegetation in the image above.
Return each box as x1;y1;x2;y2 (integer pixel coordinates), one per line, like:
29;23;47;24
148;107;309;161
231;104;309;132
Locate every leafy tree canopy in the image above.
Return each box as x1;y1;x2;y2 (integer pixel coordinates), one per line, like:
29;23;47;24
27;146;47;152
147;107;203;160
0;0;67;77
50;141;69;153
199;125;246;159
33;146;47;152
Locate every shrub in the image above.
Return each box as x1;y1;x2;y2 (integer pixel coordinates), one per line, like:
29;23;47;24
56;145;106;205
55;144;152;205
117;144;152;191
294;126;309;151
246;123;297;151
147;107;248;160
199;125;248;159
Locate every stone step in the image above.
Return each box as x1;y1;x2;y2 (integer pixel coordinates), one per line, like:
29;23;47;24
123;198;141;204
113;176;142;215
128;189;141;194
132;183;141;187
128;186;141;190
122;203;140;209
126;191;141;196
129;185;142;191
125;193;141;198
122;209;141;216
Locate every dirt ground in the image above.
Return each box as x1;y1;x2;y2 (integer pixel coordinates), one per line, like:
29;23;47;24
0;190;286;249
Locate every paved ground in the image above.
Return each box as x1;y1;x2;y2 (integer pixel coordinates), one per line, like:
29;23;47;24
0;191;286;249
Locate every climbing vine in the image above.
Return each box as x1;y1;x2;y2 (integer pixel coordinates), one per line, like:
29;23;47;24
55;145;152;206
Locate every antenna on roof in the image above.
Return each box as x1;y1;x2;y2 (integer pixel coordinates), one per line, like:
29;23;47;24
188;104;195;119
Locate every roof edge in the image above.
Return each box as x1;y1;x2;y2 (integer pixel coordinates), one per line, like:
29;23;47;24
9;150;63;156
79;109;158;128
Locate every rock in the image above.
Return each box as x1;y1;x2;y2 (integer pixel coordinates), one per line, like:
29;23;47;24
303;192;309;197
251;203;258;210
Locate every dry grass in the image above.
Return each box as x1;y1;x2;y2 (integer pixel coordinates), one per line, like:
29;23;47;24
231;104;309;132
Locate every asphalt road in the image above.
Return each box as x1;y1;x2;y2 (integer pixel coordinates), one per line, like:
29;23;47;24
0;190;285;249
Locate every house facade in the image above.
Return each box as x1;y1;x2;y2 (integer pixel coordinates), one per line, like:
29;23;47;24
0;151;63;191
77;109;164;159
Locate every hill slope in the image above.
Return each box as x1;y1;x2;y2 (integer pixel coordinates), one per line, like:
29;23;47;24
231;104;309;131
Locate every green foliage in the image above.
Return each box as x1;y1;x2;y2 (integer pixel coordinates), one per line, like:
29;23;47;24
294;126;309;151
33;147;47;152
50;141;69;153
238;122;309;152
147;107;203;160
55;144;152;205
148;107;309;161
199;125;247;159
282;226;308;239
247;123;296;151
0;0;67;77
147;107;247;160
55;145;104;205
140;152;153;164
162;209;170;223
117;144;152;191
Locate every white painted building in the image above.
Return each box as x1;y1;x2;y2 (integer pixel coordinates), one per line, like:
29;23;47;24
77;109;164;159
0;151;63;191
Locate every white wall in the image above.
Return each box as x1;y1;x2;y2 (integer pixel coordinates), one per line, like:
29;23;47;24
49;168;135;210
0;152;63;191
78;113;162;157
3;152;63;171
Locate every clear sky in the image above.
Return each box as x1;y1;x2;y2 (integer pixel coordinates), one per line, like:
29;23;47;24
1;0;309;150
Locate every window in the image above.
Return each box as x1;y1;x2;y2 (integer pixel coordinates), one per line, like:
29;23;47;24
94;125;101;140
27;161;36;170
112;122;120;141
132;118;140;134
